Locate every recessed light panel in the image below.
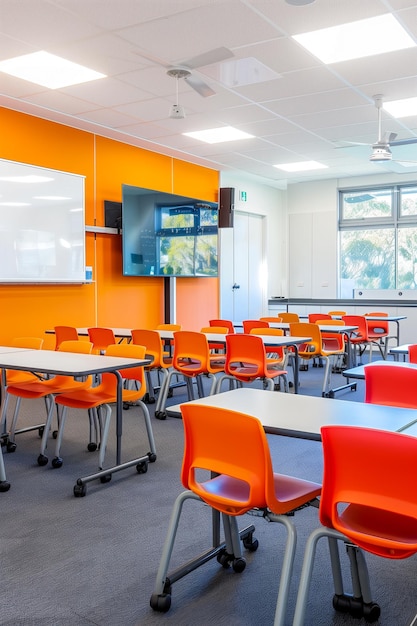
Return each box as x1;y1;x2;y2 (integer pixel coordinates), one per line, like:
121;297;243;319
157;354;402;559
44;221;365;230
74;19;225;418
0;51;106;89
274;161;328;172
183;127;254;144
293;14;415;64
384;97;417;118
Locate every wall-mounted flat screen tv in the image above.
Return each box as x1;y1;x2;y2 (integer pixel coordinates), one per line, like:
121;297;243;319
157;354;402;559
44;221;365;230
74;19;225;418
122;184;218;277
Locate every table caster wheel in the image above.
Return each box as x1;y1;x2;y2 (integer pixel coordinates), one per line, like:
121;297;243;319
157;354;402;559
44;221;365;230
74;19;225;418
147;452;157;463
136;460;148;474
0;480;11;492
73;483;87;497
155;411;167;420
6;441;17;453
87;442;97;451
150;592;171;613
52;456;63;468
232;557;246;573
100;474;112;483
37;454;48;466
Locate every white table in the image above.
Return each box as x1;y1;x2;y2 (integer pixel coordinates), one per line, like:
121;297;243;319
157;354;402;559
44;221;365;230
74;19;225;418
343;359;417;380
165;387;417;439
0;348;154;496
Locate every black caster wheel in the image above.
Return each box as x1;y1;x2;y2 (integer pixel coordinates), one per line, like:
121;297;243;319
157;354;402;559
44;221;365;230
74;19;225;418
37;454;48;466
52;430;58;439
167;389;173;398
217;549;232;568
145;394;156;404
0;480;11;492
232;557;246;573
100;473;112;484
147;452;157;463
136;460;148;474
73;483;87;497
243;536;259;552
6;441;17;453
87;442;97;452
363;602;381;623
150;592;171;613
155;411;167;420
38;426;44;438
123;402;130;410
51;456;63;468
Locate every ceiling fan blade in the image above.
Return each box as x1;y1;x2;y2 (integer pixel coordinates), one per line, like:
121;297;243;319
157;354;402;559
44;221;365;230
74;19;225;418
391;137;417;146
181;46;233;70
185;74;216;97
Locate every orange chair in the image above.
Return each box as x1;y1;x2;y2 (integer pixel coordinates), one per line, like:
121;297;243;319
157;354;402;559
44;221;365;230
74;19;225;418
328;310;346;318
365;312;394;358
131;328;173;406
364;363;417;408
156;323;182;357
314;320;346;368
408;344;417;363
4;336;44;385
87;327;116;354
342;314;384;363
200;326;228;354
259;316;283;323
289;322;345;396
293;425;417;625
54;325;79;350
1;340;94;454
150;405;321;620
155;331;225;420
39;343;156;471
279;312;299;323
242;319;269;334
216;333;288;393
209;319;235;334
308;313;331;323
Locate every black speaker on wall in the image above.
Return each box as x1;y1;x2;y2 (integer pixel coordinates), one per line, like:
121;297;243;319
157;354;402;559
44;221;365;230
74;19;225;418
218;187;235;228
104;200;122;230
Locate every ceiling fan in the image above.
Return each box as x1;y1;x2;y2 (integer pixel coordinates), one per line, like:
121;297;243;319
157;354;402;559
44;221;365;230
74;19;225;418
338;95;417;164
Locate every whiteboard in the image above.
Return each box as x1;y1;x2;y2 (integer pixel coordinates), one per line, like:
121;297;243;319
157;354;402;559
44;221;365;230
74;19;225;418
0;159;85;283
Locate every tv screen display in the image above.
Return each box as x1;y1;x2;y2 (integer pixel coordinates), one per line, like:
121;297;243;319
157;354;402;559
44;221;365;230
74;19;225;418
122;185;218;277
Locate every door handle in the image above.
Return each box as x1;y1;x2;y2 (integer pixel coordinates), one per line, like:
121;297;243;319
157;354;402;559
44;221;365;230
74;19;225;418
232;283;240;290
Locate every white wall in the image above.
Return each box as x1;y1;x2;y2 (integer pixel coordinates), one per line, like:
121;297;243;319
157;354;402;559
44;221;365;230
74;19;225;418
220;173;286;299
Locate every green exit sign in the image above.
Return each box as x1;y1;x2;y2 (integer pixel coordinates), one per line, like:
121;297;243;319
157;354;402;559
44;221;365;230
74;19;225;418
239;190;247;202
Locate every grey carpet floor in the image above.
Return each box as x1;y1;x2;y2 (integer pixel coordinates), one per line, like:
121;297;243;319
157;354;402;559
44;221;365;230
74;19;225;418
1;363;416;626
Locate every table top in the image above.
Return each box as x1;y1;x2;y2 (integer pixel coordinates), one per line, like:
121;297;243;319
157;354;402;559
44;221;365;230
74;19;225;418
268;323;358;334
0;348;149;377
343;359;417;380
390;344;412;355
365;315;407;322
165;387;417;441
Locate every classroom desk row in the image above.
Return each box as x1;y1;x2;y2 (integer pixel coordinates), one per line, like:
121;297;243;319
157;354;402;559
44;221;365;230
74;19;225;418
0;346;153;495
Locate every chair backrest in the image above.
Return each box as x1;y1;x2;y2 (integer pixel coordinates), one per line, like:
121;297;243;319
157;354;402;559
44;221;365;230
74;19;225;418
105;343;147;389
342;315;369;340
364;363;417;408
320;425;417;558
225;334;267;380
259;316;283;323
200;326;228;334
408;344;417;363
365;312;389;335
54;325;79;350
10;336;44;349
131;329;167;368
308;313;331;323
58;340;92;354
180;404;272;515
289;322;322;355
156;323;182;331
249;327;284;336
242;319;269;334
173;331;211;374
279;312;299;323
87;327;116;353
209;319;235;333
328;310;346;317
315;319;345;349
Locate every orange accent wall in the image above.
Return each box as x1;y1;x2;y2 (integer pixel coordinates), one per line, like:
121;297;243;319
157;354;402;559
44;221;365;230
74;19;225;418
0;107;220;347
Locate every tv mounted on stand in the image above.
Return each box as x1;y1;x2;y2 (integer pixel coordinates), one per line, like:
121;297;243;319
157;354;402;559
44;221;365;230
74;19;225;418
121;184;218;278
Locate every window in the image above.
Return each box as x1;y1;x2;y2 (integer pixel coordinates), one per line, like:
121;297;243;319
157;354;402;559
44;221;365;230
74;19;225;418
339;184;417;293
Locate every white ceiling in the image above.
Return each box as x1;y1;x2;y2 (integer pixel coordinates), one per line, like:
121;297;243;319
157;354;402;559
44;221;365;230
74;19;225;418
1;0;417;189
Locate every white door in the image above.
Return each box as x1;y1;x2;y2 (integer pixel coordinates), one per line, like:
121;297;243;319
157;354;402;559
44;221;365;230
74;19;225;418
220;211;266;322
